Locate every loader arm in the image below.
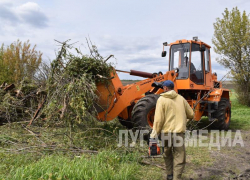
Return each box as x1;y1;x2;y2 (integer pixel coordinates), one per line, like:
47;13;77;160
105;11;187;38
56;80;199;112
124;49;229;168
96;70;177;121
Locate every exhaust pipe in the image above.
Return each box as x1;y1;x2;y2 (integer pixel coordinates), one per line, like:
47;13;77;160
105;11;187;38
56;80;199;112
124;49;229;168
116;69;154;78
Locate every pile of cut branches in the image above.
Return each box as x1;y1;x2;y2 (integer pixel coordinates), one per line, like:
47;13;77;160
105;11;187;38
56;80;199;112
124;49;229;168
0;40;115;126
0;78;42;124
41;40;115;125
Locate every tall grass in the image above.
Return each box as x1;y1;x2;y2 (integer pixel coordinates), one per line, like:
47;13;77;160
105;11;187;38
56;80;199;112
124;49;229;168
1;151;142;180
230;91;250;130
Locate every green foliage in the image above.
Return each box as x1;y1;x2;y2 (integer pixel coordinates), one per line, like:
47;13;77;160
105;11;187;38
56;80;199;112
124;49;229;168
0;40;42;84
19;77;38;94
65;52;112;82
44;42;114;124
212;7;250;106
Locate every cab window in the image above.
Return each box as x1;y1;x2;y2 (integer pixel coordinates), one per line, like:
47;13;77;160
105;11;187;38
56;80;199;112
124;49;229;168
170;43;190;79
204;48;210;72
190;43;204;84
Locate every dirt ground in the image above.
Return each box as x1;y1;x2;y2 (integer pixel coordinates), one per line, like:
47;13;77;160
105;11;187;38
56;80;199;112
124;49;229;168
158;130;250;180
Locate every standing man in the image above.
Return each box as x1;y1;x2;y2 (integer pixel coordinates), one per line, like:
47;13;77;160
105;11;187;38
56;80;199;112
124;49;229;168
150;80;194;180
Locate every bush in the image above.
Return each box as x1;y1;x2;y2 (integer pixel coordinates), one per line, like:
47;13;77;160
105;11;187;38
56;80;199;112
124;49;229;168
0;40;42;84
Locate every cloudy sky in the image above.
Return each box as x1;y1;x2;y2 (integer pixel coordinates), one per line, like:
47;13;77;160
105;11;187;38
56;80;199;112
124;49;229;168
1;0;250;80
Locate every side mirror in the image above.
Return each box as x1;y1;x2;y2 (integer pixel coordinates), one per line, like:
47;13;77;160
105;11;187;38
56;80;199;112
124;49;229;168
200;45;206;51
162;51;167;57
163;42;168;46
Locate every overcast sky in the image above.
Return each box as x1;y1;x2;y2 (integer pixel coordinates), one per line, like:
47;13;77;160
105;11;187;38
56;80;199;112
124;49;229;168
1;0;250;80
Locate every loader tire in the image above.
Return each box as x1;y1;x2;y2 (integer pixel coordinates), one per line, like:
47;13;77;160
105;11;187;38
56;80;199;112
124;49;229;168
212;98;231;130
131;94;160;129
118;117;133;129
118;106;134;129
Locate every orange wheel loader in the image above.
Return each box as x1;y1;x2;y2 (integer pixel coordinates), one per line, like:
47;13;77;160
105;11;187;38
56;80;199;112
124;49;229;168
95;37;231;130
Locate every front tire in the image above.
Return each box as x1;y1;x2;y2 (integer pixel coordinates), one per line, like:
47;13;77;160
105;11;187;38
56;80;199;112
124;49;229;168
131;94;160;129
118;117;133;129
212;98;231;130
118;106;134;129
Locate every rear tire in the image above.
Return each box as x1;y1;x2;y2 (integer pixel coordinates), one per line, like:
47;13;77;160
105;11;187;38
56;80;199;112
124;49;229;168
212;98;231;130
131;94;160;130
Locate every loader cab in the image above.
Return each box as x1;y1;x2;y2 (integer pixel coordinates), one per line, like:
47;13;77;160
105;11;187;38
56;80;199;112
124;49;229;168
167;39;211;87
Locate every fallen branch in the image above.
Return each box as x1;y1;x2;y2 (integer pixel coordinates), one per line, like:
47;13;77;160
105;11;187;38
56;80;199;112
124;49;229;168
140;160;166;170
22;125;40;136
0;82;6;88
83;128;116;135
28;95;47;125
104;55;114;63
21;124;47;147
141;155;163;158
3;145;98;154
4;84;15;91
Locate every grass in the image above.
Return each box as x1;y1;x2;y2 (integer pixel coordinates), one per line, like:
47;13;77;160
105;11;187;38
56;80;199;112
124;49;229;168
1;151;142;180
230;91;250;130
0;150;162;180
0;120;163;180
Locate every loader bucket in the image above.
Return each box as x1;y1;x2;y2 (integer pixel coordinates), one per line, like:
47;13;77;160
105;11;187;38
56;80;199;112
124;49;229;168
94;81;116;113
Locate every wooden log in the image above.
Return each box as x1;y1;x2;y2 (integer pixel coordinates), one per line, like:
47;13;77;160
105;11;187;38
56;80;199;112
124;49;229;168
4;84;15;91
